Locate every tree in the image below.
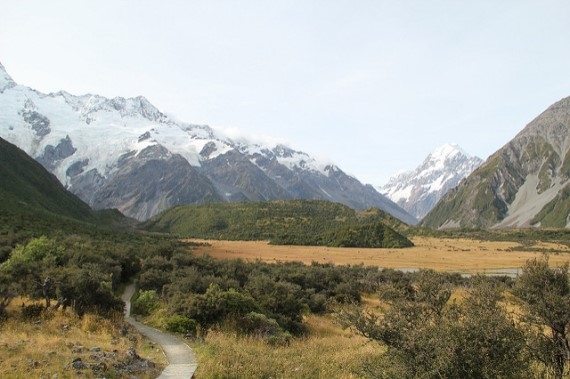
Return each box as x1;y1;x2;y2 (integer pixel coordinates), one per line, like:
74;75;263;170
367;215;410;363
1;236;65;308
452;277;529;378
0;271;19;318
513;256;570;379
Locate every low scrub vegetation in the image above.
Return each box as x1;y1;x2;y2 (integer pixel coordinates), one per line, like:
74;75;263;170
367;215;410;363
134;247;380;337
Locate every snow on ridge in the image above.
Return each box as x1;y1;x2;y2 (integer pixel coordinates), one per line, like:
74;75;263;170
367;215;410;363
0;82;204;181
387;184;414;202
277;150;335;177
431;143;466;159
239;142;335;176
0;62;16;92
1;63;342;186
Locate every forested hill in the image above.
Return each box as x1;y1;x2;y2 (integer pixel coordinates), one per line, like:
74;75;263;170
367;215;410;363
141;200;413;248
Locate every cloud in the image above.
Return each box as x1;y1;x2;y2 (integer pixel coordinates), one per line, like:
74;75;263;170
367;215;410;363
214;125;292;148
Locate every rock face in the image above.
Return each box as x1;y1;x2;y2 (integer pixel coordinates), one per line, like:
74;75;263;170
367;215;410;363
88;145;223;221
0;63;416;224
422;96;570;229
380;144;483;220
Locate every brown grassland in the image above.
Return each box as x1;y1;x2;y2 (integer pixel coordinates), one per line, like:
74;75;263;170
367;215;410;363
189;236;570;273
0;298;167;379
190;313;383;378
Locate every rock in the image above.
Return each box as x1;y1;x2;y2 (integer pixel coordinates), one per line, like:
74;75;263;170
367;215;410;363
71;358;86;370
126;347;140;359
92;361;107;372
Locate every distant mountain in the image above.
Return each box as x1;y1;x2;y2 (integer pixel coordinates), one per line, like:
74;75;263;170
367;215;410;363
380;144;483;220
0;62;416;224
422;96;570;229
0;136;94;224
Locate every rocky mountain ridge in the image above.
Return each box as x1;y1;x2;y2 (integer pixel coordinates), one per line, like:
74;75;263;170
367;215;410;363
0;63;416;224
380;144;483;220
422;96;570;229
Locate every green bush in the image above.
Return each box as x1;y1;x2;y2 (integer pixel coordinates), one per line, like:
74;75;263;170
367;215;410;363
267;330;292;347
165;314;198;335
237;312;280;337
131;290;159;316
237;312;292;345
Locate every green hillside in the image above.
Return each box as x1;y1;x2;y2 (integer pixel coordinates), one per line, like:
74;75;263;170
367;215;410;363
141;200;413;248
0;137;136;251
0;137;93;219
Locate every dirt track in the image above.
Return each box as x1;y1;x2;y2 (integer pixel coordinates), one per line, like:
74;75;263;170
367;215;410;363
189;237;570;274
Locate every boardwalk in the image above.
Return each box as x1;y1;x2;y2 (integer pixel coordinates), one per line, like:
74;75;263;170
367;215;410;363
122;284;198;378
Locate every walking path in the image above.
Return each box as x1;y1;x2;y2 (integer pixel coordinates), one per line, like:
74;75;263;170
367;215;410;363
121;284;198;378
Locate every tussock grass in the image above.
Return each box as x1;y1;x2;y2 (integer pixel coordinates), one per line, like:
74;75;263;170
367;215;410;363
190;314;381;378
191;236;570;273
0;299;166;378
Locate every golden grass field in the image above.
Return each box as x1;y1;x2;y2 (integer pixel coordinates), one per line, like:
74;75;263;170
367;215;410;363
190;313;383;379
189;236;570;273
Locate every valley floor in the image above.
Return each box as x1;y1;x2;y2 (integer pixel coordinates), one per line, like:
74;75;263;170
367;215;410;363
189;236;570;274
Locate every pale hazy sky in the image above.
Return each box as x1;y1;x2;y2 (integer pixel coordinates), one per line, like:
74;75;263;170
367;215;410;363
2;1;570;185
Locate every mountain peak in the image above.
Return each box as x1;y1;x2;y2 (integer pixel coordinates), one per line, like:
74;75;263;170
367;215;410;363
0;62;16;93
105;95;166;122
430;143;466;160
381;144;483;220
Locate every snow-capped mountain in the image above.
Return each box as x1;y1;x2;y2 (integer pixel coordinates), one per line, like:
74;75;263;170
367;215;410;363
0;62;416;224
380;144;483;220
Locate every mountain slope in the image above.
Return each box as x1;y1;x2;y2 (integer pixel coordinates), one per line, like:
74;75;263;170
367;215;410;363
0;62;416;224
380;144;483;220
422;96;570;229
0;137;94;222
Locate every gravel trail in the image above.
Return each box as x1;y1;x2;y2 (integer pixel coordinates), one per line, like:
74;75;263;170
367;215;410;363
122;284;198;378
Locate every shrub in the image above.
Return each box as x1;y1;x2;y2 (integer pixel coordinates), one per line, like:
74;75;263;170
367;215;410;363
131;290;159;316
21;303;44;320
237;312;292;346
267;331;292;347
165;314;198;336
237;312;280;337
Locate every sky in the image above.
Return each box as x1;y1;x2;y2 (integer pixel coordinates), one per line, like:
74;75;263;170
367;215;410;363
2;1;570;186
